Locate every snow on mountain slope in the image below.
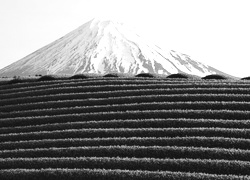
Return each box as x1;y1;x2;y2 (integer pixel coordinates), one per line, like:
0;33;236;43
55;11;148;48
0;18;229;77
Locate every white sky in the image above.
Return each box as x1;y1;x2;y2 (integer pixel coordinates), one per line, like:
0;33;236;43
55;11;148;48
0;0;250;77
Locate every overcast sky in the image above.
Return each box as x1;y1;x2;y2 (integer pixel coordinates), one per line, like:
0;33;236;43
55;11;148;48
0;0;249;77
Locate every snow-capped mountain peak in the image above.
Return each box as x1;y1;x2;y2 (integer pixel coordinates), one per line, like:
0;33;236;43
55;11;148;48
0;18;229;77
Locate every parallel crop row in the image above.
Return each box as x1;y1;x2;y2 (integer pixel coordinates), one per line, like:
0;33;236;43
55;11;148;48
0;77;175;90
1;85;250;100
1;157;250;175
1;110;250;128
1;119;250;135
1;79;250;95
0;168;246;180
0;79;173;94
1;146;250;162
1;137;250;151
1;77;247;90
1;127;250;142
1;92;250;107
1;101;250;119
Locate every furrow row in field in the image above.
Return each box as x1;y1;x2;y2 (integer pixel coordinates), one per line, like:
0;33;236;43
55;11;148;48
1;79;250;95
0;79;70;90
1;91;250;107
2;93;250;112
1;136;250;151
0;77;135;90
1;83;207;99
0;157;250;176
0;145;250;162
1;119;250;135
1;127;250;142
1;168;247;180
1;110;250;128
0;77;236;90
1;101;250;119
0;79;175;94
0;77;175;90
1;84;250;100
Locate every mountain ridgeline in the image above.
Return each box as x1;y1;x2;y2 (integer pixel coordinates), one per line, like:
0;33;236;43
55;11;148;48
0;18;231;77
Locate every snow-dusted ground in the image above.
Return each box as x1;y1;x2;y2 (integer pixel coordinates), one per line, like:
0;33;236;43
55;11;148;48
0;18;227;77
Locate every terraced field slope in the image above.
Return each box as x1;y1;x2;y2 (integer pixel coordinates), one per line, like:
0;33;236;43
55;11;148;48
1;76;250;179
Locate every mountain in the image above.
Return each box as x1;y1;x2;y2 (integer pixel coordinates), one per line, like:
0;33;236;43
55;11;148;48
0;18;231;77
